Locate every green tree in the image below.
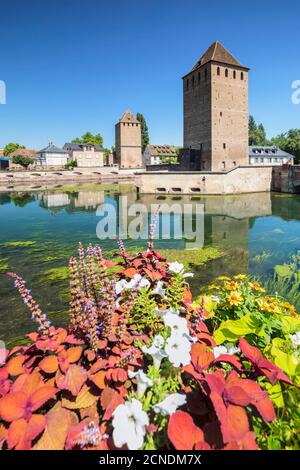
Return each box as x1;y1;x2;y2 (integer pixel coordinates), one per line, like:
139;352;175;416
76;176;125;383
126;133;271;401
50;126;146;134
136;113;150;153
271;129;300;163
248;116;268;146
12;155;34;169
71;132;104;147
3;143;25;156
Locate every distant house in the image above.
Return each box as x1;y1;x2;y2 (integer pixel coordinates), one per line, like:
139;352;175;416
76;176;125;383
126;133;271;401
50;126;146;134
249;146;294;166
143;144;179;166
9;148;37;169
63;143;104;168
36;143;69;168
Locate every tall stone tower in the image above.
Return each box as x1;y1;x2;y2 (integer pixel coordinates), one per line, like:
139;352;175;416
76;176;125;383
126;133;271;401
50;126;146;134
115;111;142;168
183;41;249;171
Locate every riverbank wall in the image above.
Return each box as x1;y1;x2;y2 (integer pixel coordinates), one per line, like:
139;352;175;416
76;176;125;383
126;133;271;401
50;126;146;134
135;166;274;195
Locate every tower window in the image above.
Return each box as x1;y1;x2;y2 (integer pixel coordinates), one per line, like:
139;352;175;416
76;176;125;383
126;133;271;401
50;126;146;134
205;68;207;81
223;143;226;149
198;71;201;82
217;67;220;76
192;75;195;87
186;79;189;90
241;72;244;80
233;70;236;79
225;68;228;77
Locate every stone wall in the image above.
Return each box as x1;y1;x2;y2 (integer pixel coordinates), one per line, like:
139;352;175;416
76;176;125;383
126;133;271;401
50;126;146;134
136;166;273;195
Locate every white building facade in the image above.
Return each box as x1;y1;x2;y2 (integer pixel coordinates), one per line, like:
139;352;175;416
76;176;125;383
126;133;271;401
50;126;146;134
36;143;69;167
249;146;294;166
63;143;104;168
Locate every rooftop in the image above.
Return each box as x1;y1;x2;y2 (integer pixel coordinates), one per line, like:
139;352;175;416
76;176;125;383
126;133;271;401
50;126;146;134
185;41;249;77
64;143;104;151
38;143;68;154
145;144;178;156
119;111;140;124
249;146;294;159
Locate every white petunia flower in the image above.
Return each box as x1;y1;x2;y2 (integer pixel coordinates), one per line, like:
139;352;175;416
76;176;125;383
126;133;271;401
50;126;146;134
168;262;184;274
290;332;300;349
165;334;192;367
163;312;189;336
142;334;167;369
213;345;228;358
152;281;166;297
155;307;179;319
183;272;194;278
153;393;187;416
213;345;240;358
128;369;153;397
127;274;143;289
138;277;151;290
115;279;128;295
112;398;149;450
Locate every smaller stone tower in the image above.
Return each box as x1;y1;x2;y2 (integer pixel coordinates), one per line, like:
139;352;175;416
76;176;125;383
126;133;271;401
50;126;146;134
115;111;142;168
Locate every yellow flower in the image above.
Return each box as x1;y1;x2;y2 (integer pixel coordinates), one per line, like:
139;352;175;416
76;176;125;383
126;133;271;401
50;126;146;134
234;274;247;280
228;291;243;306
249;281;266;293
208;284;219;290
217;276;231;281
224;281;240;291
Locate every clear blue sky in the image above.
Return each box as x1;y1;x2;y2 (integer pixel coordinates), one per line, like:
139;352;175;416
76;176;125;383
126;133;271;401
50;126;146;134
0;0;299;150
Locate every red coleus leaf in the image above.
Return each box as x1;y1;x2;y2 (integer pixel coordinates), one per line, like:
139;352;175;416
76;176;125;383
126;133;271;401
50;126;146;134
101;387;124;421
191;343;214;373
0;377;57;423
239;338;293;385
39;356;59;374
7;414;46;450
224;431;259;450
168;411;209;450
123;267;138;278
213;354;243;372
6;355;26;376
143;268;162;282
210;391;249;443
56;364;87;397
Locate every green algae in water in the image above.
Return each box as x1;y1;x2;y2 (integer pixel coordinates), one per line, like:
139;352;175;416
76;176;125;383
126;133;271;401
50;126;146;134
0;258;9;272
38;266;70;284
0;241;37;248
159;246;223;269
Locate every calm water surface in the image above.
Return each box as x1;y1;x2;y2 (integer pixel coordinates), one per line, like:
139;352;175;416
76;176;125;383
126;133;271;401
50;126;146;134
0;183;300;344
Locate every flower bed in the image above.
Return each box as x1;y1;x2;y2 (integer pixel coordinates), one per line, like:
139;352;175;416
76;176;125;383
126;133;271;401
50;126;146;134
0;237;299;450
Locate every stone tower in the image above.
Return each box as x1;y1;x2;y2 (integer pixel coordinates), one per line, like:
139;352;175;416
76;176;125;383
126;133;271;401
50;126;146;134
183;41;249;171
115;111;142;168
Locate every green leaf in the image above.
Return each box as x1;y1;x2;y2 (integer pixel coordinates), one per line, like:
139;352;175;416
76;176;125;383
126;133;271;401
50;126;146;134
213;313;264;344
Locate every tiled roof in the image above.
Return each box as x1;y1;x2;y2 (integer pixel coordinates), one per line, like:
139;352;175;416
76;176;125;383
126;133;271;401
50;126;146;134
9;148;37;159
145;144;178;157
187;41;248;76
119;111;140;124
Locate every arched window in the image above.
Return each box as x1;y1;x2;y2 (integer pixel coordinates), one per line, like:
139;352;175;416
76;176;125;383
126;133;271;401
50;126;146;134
225;68;228;77
217;66;220;76
233;70;236;79
241;72;244;80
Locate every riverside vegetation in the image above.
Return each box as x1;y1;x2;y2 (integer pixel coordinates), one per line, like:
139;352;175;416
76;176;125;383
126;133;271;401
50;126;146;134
0;230;299;450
